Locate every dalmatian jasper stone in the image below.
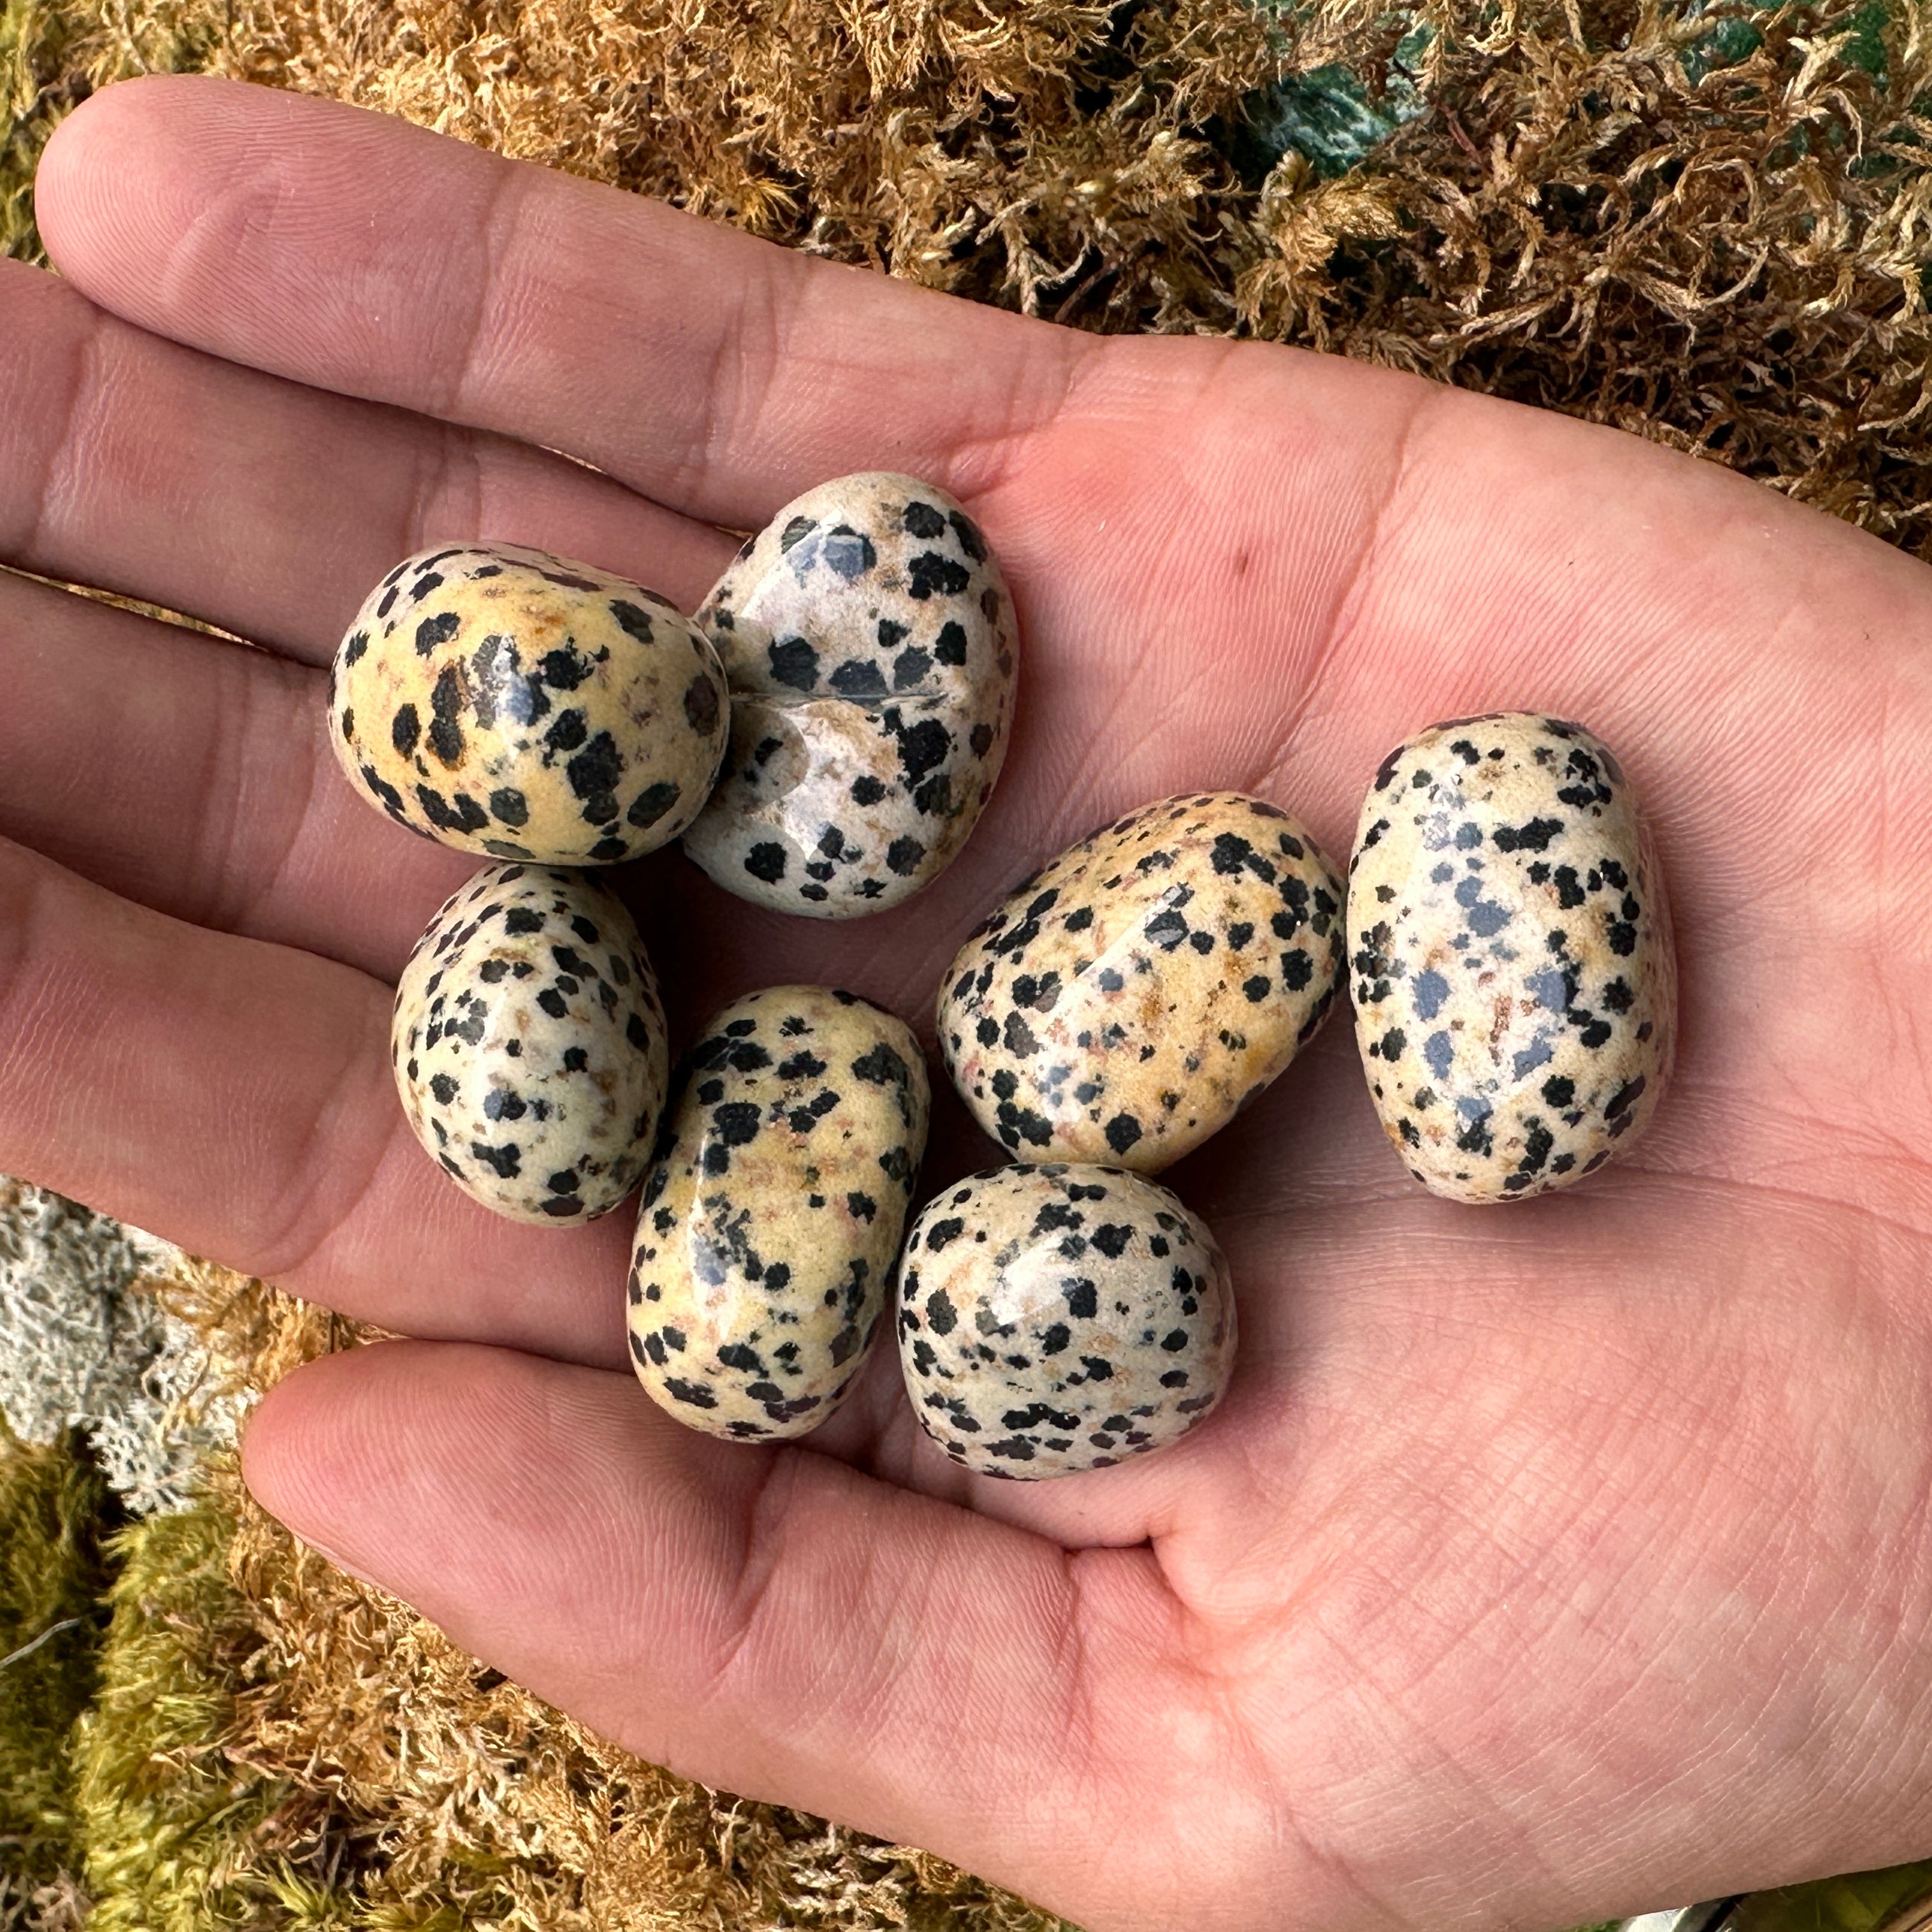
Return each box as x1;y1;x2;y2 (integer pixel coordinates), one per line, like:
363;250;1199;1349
896;1163;1236;1479
938;793;1344;1173
682;473;1018;917
392;864;670;1222
627;986;930;1439
1349;712;1676;1202
332;542;729;864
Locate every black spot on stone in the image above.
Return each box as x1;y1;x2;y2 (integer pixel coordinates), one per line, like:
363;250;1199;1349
766;636;821;691
415;609;460;656
470;1141;521;1178
626;1014;654;1052
745;843;788;884
1493;816;1565;853
540;647;592;691
907;551;970;600
853;1043;909;1086
1004;1012;1038;1056
897;717;951;780
609;599;656;643
713;1101;762;1147
830;658;887;696
537;989;568;1019
342;630;369;666
947;509;988;561
779;516;815;551
566;730;624;821
627;779;679;828
892;647;932;689
933;620;969;666
389;703;421;758
428;664;466;766
1243;975;1271;1002
684;673;721;732
1064;1279;1098;1319
822;525;877;578
851;774;887;805
544;708;587;754
1604;1073;1647;1119
505;907;544;935
904;502;947;539
429;1073;458;1105
489;786;528;827
1104;1114;1142;1155
885;834;926;877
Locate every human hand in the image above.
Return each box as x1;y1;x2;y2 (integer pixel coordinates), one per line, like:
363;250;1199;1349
6;70;1931;1932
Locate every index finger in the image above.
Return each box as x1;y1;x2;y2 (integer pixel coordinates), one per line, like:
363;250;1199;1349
33;74;1088;532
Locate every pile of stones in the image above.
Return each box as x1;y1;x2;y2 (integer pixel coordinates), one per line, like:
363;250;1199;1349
331;474;1675;1482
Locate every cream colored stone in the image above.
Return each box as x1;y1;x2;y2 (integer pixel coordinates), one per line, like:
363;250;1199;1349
1347;712;1676;1201
939;792;1343;1172
628;987;929;1439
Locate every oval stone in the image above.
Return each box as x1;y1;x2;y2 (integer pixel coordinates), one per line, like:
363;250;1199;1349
1347;712;1676;1201
392;864;670;1222
682;473;1017;916
938;792;1344;1172
896;1163;1236;1480
332;542;729;863
627;986;930;1440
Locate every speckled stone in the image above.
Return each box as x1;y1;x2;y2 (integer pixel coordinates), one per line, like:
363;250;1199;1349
896;1163;1236;1479
392;864;670;1222
332;542;729;863
627;986;930;1439
682;473;1018;917
938;793;1344;1172
1348;712;1676;1202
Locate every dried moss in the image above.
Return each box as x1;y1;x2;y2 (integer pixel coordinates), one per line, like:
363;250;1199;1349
6;0;1932;548
0;1422;110;1918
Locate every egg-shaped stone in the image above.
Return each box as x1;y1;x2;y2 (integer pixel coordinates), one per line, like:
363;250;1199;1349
938;793;1344;1172
627;986;930;1439
332;542;729;863
392;864;669;1222
681;473;1018;916
896;1163;1236;1479
1348;712;1676;1201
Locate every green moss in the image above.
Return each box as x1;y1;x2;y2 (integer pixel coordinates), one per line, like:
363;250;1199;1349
0;1421;111;1888
67;1481;310;1932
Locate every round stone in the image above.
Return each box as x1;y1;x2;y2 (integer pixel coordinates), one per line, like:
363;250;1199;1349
682;473;1017;916
1347;711;1677;1201
392;864;670;1222
896;1163;1236;1480
627;986;930;1440
938;792;1344;1172
331;542;729;863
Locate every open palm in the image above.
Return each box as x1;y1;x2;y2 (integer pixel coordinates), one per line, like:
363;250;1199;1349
6;70;1931;1932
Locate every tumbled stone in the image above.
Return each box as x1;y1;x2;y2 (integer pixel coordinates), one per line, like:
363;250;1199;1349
682;473;1017;916
392;864;670;1222
627;986;929;1439
896;1163;1236;1479
1347;712;1676;1202
332;542;729;863
939;792;1344;1172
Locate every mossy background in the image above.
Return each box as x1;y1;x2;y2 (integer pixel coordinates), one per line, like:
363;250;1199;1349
3;0;1932;1924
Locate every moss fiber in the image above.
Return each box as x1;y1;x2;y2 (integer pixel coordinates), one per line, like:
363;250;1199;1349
0;1422;110;1924
6;0;1932;549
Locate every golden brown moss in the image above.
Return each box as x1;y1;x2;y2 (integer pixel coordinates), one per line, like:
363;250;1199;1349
6;0;1932;548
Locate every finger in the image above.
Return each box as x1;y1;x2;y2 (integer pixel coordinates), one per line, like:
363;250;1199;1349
0;564;475;977
0;256;737;663
0;829;632;1365
32;75;1086;532
241;1339;1250;1932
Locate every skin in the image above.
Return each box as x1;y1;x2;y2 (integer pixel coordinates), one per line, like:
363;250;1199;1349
3;69;1931;1932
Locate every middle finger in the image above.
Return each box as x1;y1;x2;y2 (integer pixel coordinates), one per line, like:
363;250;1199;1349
0;257;738;663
